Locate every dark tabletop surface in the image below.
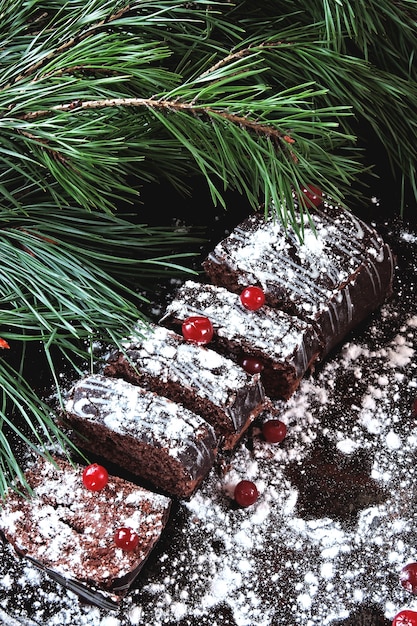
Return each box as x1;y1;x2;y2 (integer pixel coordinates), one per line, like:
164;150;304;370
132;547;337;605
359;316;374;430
0;169;416;625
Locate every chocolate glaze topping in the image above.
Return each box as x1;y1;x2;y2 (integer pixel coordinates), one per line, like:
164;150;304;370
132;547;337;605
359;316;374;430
65;374;218;498
161;281;322;399
203;204;395;356
104;323;266;449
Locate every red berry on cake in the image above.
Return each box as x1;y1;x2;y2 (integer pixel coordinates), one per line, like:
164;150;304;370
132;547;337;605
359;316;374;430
82;463;109;491
114;527;140;551
240;286;266;311
262;419;287;444
182;316;214;345
400;562;417;594
234;480;259;507
298;184;323;208
392;609;417;625
240;356;264;375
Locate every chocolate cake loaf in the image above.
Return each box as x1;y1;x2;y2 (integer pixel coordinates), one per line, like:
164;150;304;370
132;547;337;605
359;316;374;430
161;281;322;399
203;203;395;357
104;323;266;450
64;374;217;498
0;455;171;608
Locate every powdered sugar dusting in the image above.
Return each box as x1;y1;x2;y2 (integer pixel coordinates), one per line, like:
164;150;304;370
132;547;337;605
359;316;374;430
206;205;393;320
0;457;171;596
122;323;261;405
108;321;265;441
67;374;217;471
163;280;319;364
0;221;415;625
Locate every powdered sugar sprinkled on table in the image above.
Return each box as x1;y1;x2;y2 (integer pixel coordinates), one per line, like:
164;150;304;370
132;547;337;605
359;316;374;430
0;220;416;625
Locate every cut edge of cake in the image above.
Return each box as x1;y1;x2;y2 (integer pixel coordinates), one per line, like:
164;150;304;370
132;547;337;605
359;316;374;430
103;322;267;450
64;374;218;499
160;280;322;400
202;203;395;358
0;455;172;609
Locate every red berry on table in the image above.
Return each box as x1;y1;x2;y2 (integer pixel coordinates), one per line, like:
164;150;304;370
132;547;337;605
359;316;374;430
82;463;109;491
234;480;259;507
392;610;417;625
262;419;287;444
298;185;323;208
114;527;140;551
182;316;213;345
240;286;266;311
241;356;264;375
400;562;417;594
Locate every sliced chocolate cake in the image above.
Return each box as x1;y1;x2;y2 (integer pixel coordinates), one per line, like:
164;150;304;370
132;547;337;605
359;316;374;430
161;281;322;399
0;455;171;608
64;374;217;498
203;203;395;357
104;323;266;450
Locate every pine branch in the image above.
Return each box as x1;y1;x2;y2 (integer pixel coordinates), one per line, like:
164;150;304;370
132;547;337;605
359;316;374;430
0;355;84;496
18;95;304;145
2;1;416;220
0;204;200;496
226;1;417;201
2;3;133;90
0;206;200;334
2;36;363;222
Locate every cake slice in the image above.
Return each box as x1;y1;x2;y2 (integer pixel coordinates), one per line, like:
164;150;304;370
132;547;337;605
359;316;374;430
0;455;171;608
64;374;217;498
202;204;395;357
160;281;321;400
104;323;266;450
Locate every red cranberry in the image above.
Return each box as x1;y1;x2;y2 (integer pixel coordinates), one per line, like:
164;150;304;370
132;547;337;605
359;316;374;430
240;286;266;311
392;610;417;626
298;185;323;208
400;563;417;594
114;527;140;551
241;356;264;375
182;316;213;345
262;419;287;444
234;480;259;507
82;463;108;491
